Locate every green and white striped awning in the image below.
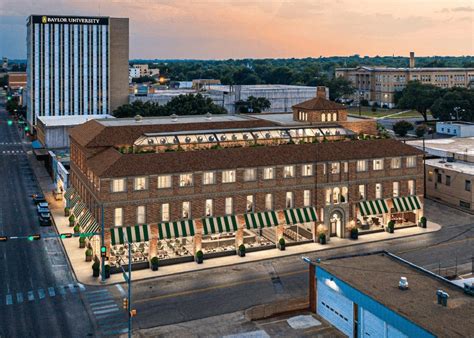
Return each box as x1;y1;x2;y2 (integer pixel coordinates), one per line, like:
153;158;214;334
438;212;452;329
84;220;100;236
358;199;389;216
73;202;86;217
392;196;422;212
78;209;93;229
244;211;279;229
70;194;80;208
64;187;75;200
284;207;318;225
158;220;195;239
110;225;151;245
202;215;239;235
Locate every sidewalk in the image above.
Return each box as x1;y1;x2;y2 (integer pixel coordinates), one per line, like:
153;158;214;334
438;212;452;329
29;153;441;286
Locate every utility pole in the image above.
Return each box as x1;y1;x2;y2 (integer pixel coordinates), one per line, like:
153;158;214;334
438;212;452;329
128;242;132;338
101;204;105;283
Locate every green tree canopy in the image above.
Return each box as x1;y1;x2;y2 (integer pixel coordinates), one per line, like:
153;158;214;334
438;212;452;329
397;81;441;121
393;120;414;137
237;96;271;113
430;87;474;122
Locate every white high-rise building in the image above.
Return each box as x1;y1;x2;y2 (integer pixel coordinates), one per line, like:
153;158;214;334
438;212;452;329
26;15;129;127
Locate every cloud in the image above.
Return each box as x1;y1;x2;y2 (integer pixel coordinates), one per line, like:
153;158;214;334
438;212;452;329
451;6;474;12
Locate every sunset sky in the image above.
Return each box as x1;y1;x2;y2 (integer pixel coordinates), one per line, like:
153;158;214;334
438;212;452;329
0;0;473;59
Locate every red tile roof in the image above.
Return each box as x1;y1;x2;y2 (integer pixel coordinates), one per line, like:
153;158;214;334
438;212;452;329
292;96;346;111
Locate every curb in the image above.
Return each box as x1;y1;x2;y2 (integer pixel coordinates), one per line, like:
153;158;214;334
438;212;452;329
78;224;440;287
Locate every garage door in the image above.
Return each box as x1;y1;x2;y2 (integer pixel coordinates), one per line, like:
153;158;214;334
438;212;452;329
317;279;353;337
362;308;408;338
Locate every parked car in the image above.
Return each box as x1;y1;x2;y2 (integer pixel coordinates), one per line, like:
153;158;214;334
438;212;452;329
38;212;51;226
32;194;46;205
37;202;49;214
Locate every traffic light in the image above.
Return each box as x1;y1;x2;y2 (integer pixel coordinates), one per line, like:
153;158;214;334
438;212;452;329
7;96;11;101
129;309;137;317
60;233;73;239
24;126;29;131
122;298;128;309
100;246;107;258
0;236;8;242
7;120;12;126
28;234;41;241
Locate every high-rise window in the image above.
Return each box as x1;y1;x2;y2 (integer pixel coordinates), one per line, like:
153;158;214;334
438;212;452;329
157;175;172;189
134;177;147;190
182;202;191;219
246;195;254;212
373;159;384;171
243;168;257;182
331;162;340;174
303;190;311;206
111;178;125;192
265;194;273;210
263;167;275;180
205;199;213;217
203;171;216;185
137;206;146;224
375;183;382;199
393;182;399;197
406;156;417;168
302;164;313;176
225;197;233;215
356;160;367;172
408;180;415;195
161;204;170;222
286;192;294;208
391;157;401;169
114;208;123;227
179;173;193;187
358;185;366;200
283;165;295;178
222;170;236;183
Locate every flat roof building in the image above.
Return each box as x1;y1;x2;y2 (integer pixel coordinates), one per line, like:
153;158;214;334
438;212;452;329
26;15;129;128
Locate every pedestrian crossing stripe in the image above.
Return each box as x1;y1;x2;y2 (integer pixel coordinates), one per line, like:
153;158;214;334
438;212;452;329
2;283;86;306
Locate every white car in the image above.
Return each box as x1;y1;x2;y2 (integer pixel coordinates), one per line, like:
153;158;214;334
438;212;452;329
37;202;49;214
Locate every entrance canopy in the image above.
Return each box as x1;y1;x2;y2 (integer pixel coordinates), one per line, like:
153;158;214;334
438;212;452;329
284;207;318;225
392;196;422;212
244;211;279;229
359;199;389;217
202;215;239;235
110;224;151;245
158;220;195;239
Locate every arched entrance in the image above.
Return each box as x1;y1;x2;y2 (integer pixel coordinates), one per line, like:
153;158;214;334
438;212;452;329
330;210;344;238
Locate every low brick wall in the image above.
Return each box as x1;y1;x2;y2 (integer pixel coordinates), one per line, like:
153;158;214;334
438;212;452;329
339;119;378;135
244;297;309;321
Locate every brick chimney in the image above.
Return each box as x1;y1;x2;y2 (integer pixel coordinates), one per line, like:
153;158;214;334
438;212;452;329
409;52;415;68
316;86;328;99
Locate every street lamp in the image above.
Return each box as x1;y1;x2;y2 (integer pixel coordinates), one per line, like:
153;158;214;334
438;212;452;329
453;106;465;122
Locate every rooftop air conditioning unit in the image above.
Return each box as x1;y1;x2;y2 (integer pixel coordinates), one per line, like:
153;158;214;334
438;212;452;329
398;277;408;290
447;157;455;163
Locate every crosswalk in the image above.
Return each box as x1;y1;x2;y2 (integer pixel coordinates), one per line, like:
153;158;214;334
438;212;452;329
84;288;129;336
2;283;86;306
0;142;23;145
1;150;24;155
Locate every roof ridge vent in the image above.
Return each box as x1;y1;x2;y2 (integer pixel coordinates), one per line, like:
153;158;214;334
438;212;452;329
134;115;142;123
206;112;212;120
171;113;178;122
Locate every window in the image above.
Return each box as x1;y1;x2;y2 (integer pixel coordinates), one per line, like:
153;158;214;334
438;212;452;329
393;182;399;197
373;159;384;170
303;190;311;206
263;167;275;180
330;162;340;174
341;187;348;203
134;177;148;190
283;165;295;178
137;205;146;224
343;162;348;173
111;179;125;192
205;199;213;217
375;183;382;199
428;170;433;182
179;173;193;187
265;194;273;210
356;160;367;172
323;163;327;175
222;170;236;183
408;180;415;195
391;157;401;169
465;180;471;192
203;171;216;185
243;168;257;182
157;175;172;189
161;204;170;222
182;201;191;219
406;156;417;168
302;164;313;176
246;195;254;212
114;208;123;226
286;192;294;208
358;185;366;200
332;187;340;204
460;201;471;209
225;197;233;215
325;189;331;205
437;173;442;183
445;176;451;186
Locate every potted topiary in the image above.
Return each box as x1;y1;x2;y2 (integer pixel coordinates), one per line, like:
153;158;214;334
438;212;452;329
150;256;159;271
85;248;93;262
195;250;204;264
419;216;427;228
104;264;111;279
237;244;246;257
73;224;80;234
386;220;395;234
79;236;86;248
319;233;327;245
64;207;70;217
92;260;100;277
277;237;286;251
68;214;75;227
350;227;359;240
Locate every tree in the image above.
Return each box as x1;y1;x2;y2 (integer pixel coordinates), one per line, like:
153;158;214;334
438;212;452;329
397;81;441;121
393;120;414;137
430;87;474;122
237;96;271;113
132;76;157;84
415;125;427;138
324;77;354;100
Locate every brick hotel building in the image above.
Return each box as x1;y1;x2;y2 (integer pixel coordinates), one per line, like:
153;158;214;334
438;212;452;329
65;88;424;270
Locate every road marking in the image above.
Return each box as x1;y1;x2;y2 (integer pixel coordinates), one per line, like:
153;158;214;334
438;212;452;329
115;284;126;297
48;287;56;297
90;299;116;307
16;293;23;303
68;283;77;293
93;307;119;315
6;295;12;305
27;291;35;301
86;289;109;295
77;283;86;292
134;269;306;304
91;304;118;311
38;288;45;299
102;328;129;336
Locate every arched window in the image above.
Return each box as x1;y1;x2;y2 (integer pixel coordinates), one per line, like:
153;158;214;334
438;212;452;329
325;189;331;205
321;113;326;122
332;112;337;121
341;187;348;203
327;113;332;122
332;187;340;204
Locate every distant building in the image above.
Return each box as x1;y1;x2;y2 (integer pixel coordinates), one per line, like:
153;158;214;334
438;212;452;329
7;72;27;90
308;251;473;337
2;56;8;70
26;15;129;128
336;52;474;108
436;121;474;138
192;79;221;90
131;64;159;78
129;67;140;81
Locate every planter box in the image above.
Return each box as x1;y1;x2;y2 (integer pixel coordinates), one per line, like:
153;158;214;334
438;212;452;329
277;243;286;251
92;269;100;277
151;264;158;271
237;250;246;257
79;242;86;248
195;256;204;264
